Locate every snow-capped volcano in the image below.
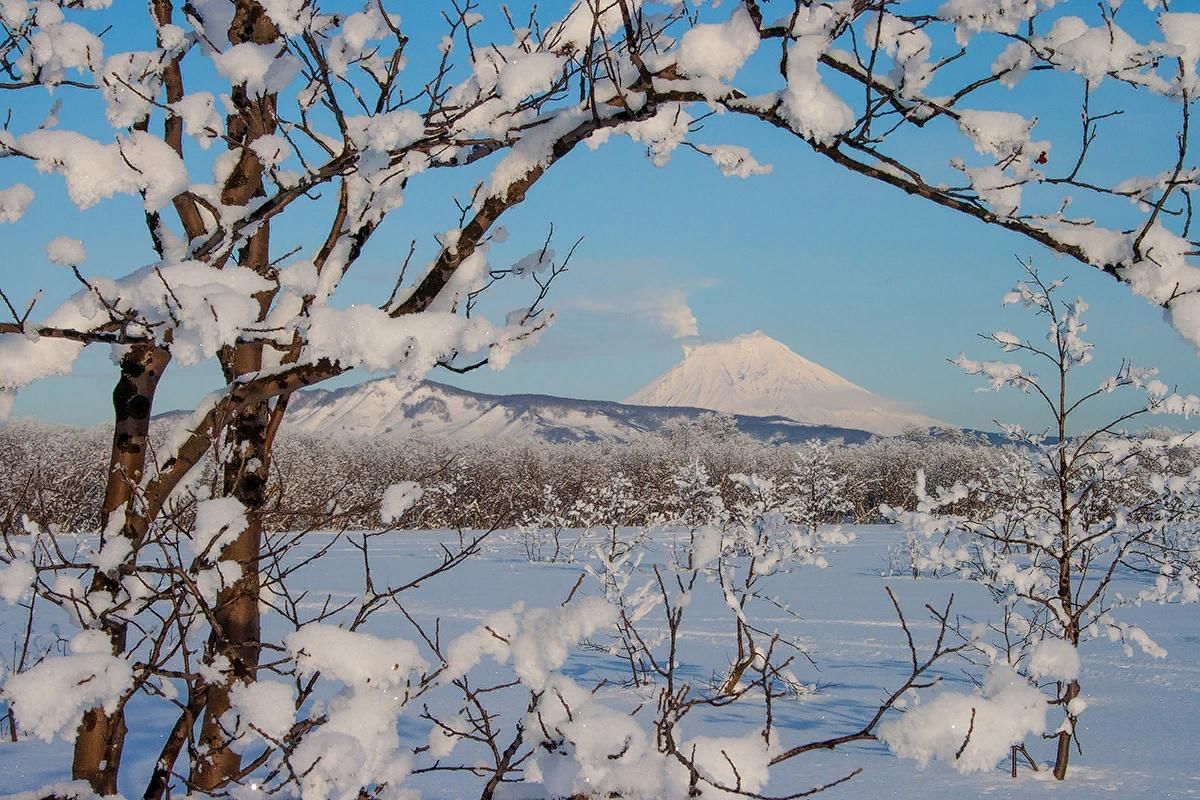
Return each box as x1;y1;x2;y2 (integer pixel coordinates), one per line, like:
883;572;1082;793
224;331;945;442
626;331;945;436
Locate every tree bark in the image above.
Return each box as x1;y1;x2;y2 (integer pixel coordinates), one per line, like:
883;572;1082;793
191;233;276;790
190;387;271;790
191;0;278;768
1051;354;1078;782
190;262;276;788
1053;678;1081;780
72;344;170;794
144;684;209;800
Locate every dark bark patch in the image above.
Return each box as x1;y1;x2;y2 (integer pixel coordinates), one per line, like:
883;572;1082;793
113;432;142;456
127;394;152;420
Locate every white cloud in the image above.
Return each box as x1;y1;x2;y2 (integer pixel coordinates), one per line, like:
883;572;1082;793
573;288;699;339
646;289;699;339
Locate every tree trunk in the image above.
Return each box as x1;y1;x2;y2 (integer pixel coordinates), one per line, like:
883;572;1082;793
721;617;753;696
190;2;280;784
191;345;273;791
1052;678;1081;780
189;444;267;789
1052;364;1078;783
73;344;170;794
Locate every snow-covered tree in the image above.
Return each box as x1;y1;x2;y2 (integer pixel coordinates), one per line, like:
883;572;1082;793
885;266;1200;779
575;469;973;798
0;1;667;791
715;472;839;694
573;471;645;560
668;458;726;530
787;439;853;535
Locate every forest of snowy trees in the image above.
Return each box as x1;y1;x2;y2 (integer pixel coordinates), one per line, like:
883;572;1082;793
0;416;998;533
4;416;1197;536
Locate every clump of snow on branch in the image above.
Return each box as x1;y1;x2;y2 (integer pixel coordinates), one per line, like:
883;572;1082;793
0;556;35;604
676;7;760;81
1028;639;1081;681
779;9;855;145
192;497;248;561
444;597;616;688
2;630;133;743
13;130;187;211
226;679;296;747
702;144;773;178
45;236;85;266
0;184;34;222
381;481;423;524
878;667;1047;773
288;625;426;690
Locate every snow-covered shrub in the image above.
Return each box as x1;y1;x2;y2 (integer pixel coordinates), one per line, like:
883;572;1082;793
567;496;969;797
0;421;108;534
708;472;853;694
885;266;1200;780
883;530;927;579
0;419;1024;539
515;483;582;562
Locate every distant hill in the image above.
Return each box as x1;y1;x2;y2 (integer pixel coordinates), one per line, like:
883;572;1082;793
278;378;878;444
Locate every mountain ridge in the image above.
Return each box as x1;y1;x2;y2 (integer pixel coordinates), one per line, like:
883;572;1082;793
278;377;880;444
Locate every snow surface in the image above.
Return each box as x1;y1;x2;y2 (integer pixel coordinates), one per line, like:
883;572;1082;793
627;331;946;435
3;526;1197;799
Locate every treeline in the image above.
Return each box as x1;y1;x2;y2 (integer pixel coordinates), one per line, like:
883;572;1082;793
270;416;1010;530
5;414;1195;535
0;414;1012;533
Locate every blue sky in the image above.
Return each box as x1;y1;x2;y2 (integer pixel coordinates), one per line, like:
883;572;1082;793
4;2;1199;436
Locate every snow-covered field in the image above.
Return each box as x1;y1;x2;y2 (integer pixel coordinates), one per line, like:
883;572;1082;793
3;526;1198;799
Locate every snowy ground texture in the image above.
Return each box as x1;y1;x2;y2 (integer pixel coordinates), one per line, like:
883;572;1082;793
2;526;1198;799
